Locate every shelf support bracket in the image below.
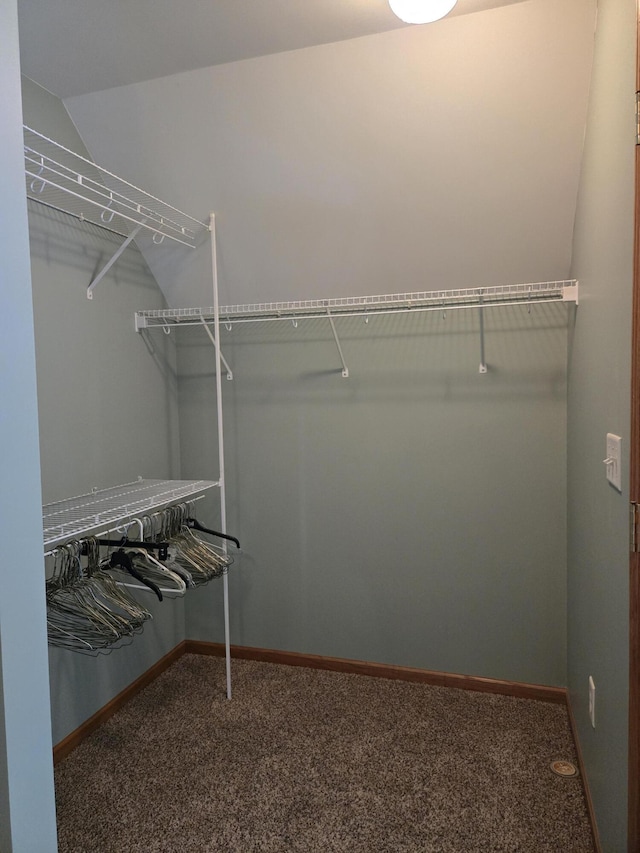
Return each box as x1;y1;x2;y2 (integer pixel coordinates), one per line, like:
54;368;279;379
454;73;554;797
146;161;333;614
87;224;144;300
200;316;233;381
478;293;487;374
327;310;349;378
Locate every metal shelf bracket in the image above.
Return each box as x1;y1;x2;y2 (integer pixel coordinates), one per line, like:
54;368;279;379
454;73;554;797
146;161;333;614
87;223;143;299
478;293;488;374
200;316;234;381
327;309;349;378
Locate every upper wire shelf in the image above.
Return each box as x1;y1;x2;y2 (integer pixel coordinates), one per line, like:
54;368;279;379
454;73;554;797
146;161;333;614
135;280;578;330
24;126;208;248
43;478;219;552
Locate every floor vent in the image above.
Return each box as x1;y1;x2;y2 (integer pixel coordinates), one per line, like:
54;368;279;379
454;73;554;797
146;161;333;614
550;759;578;777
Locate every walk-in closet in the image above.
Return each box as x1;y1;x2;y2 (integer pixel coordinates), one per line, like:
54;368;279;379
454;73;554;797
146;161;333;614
1;0;635;850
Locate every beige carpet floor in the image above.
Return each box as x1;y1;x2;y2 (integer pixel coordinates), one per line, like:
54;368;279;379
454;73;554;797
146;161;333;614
54;654;595;852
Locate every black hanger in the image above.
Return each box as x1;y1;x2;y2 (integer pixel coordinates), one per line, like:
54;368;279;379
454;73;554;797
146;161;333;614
186;518;240;549
109;549;163;602
81;538;169;561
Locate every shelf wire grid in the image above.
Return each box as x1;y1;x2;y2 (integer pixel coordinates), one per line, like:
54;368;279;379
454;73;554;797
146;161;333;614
24;126;208;248
43;479;219;551
135;280;578;329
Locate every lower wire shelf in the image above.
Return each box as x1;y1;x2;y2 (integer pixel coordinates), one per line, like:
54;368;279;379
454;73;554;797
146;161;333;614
44;478;234;698
43;478;219;553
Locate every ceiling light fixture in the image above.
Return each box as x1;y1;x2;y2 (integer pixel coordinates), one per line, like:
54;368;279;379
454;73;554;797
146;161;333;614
389;0;458;24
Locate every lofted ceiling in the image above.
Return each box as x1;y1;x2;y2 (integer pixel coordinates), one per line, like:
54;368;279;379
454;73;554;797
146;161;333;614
55;0;595;308
18;0;595;310
18;0;530;98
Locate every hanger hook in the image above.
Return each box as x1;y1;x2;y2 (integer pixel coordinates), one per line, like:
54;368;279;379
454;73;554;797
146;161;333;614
29;156;47;193
152;218;166;244
30;177;46;194
101;193;116;223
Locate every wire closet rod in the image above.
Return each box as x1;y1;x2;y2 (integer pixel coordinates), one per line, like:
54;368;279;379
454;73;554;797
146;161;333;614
24;126;209;248
26;196;130;240
135;280;578;330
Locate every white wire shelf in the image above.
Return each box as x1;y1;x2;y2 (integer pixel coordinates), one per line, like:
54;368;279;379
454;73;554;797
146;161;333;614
24;126;208;248
135;280;578;330
43;478;219;552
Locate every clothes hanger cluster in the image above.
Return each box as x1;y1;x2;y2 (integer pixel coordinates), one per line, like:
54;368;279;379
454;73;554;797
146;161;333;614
46;539;152;654
46;503;239;654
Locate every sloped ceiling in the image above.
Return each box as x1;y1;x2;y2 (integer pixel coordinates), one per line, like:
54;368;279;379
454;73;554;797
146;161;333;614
19;0;530;99
26;0;596;309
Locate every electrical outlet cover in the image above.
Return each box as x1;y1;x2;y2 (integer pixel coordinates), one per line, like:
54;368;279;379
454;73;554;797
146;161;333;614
605;434;622;492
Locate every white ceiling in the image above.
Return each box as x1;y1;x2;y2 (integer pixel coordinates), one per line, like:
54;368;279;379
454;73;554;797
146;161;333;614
18;0;529;99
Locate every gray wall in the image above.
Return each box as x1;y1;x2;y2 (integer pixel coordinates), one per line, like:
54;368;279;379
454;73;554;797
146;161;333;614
567;0;636;849
64;0;594;310
60;0;595;689
22;79;185;745
180;302;569;687
0;5;57;851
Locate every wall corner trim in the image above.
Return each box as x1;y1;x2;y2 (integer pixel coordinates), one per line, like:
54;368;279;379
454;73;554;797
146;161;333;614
53;641;187;764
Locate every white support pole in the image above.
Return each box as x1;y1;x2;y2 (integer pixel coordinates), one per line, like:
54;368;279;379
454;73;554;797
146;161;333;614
87;223;143;299
327;310;349;378
209;213;232;700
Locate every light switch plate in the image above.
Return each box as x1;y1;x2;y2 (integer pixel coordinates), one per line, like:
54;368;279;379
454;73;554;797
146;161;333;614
605;433;622;492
